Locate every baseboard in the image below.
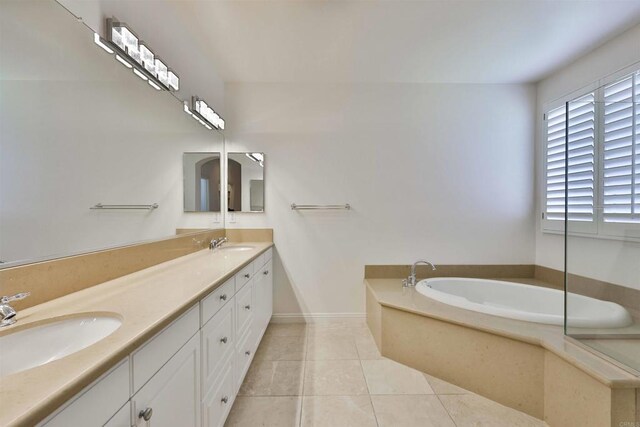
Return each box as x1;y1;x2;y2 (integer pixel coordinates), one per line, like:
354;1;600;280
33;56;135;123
270;312;366;324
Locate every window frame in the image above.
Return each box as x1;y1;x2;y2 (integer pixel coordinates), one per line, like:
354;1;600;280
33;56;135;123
541;62;640;242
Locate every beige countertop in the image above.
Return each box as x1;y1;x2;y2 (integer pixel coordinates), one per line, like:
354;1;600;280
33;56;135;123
0;242;273;427
366;278;640;388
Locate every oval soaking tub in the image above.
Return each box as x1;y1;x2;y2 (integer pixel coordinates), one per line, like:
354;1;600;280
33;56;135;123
415;277;633;328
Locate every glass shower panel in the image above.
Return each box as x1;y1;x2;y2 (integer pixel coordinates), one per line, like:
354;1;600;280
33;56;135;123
564;91;640;375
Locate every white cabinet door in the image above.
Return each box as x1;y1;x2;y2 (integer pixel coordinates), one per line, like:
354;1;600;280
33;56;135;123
132;333;201;427
104;402;131;427
202;300;235;392
254;258;273;337
264;258;273;323
40;359;130;427
235;279;253;339
202;357;235;427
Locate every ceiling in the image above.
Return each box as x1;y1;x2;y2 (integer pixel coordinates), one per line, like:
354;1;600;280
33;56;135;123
172;0;640;84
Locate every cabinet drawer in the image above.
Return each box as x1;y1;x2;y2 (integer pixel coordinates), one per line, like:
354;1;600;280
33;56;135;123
202;301;235;392
235;263;254;291
202;357;235;427
201;277;235;326
132;304;199;393
40;359;129;427
235;281;253;338
234;328;254;392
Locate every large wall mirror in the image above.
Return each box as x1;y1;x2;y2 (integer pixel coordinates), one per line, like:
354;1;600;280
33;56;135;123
227;153;265;212
0;0;224;268
183;153;221;212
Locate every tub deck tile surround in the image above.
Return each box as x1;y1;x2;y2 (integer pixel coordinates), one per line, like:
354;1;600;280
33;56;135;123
365;278;640;427
0;241;273;427
364;264;537;281
226;321;544;427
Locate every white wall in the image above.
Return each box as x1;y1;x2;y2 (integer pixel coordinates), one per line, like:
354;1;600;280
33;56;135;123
57;0;225;116
225;82;536;316
535;24;640;290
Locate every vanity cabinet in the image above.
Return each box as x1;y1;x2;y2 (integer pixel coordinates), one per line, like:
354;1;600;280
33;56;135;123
38;248;274;427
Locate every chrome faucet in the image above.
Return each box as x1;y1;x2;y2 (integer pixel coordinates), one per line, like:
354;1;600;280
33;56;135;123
0;292;30;327
209;237;228;250
403;260;436;287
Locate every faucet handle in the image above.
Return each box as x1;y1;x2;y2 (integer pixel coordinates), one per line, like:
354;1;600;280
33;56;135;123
1;292;30;304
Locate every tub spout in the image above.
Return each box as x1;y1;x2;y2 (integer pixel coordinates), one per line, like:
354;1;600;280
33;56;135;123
403;260;436;287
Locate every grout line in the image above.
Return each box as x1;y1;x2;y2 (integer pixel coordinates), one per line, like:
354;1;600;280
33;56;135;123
357;348;381;427
434;394;459;427
298;330;308;427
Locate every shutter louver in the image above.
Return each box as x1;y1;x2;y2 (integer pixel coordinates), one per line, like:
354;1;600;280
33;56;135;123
545;93;596;222
603;72;640;223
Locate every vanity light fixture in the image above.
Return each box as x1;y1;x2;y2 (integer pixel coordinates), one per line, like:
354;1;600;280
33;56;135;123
183;97;224;131
93;33;113;54
246;152;264;167
92;18;180;92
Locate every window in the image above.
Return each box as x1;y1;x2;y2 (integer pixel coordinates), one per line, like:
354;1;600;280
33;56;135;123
543;68;640;239
544;93;596;222
602;72;640;224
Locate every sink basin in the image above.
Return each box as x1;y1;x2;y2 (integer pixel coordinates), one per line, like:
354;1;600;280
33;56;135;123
218;245;254;252
0;315;122;378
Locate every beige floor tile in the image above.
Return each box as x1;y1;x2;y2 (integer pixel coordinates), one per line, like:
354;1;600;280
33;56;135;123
265;323;309;337
306;321;370;338
355;334;382;360
439;394;544;427
239;360;305;396
301;396;377;427
225;396;302;427
304;360;368;396
371;395;456;427
254;335;306;361
361;359;434;395
306;336;359;360
423;373;472;395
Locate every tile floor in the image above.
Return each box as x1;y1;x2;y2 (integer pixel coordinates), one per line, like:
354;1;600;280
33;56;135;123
225;321;545;427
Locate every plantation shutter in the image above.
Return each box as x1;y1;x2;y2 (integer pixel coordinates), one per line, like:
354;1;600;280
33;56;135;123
545;93;596;221
602;72;640;223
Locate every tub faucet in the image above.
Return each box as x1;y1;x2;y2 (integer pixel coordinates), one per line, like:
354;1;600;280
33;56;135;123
209;237;228;250
403;260;436;287
0;292;30;327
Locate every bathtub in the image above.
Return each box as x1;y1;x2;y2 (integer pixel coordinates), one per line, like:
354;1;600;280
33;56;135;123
415;277;633;329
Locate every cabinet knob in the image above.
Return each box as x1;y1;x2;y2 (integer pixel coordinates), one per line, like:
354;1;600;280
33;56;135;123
244;305;251;310
219;294;227;301
138;407;153;421
263;270;269;275
244;274;250;278
221;396;229;404
220;336;228;344
245;350;251;356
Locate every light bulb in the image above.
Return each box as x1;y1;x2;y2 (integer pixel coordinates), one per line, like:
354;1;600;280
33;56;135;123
94;33;114;53
115;54;133;68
